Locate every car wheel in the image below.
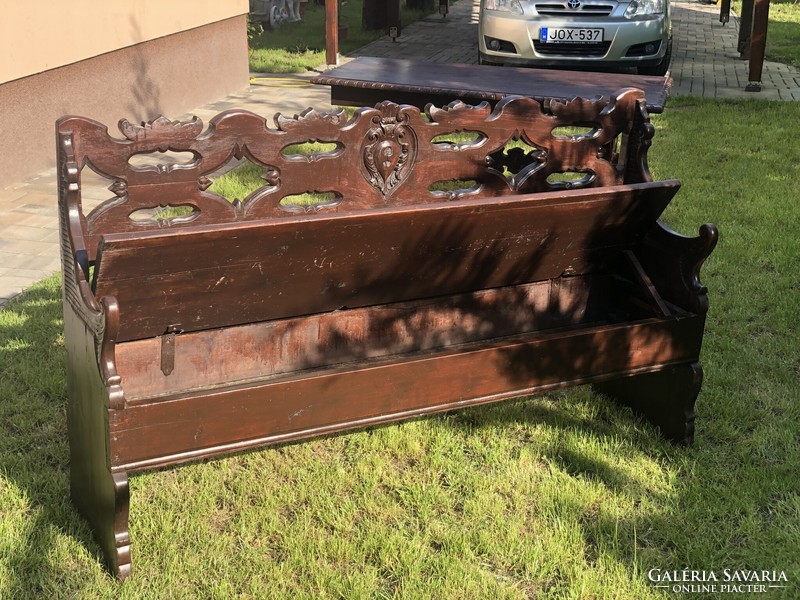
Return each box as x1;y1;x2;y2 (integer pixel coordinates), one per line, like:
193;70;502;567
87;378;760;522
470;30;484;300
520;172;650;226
638;37;672;77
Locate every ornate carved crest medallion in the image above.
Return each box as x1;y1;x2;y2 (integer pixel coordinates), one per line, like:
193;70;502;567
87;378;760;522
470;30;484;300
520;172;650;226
362;103;417;196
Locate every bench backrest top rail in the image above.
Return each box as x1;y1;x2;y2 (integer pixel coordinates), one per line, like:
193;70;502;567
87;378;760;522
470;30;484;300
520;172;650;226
93;180;679;342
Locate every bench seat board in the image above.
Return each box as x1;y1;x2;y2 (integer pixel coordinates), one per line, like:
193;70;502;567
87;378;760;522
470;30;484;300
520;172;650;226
108;314;704;471
94;181;679;342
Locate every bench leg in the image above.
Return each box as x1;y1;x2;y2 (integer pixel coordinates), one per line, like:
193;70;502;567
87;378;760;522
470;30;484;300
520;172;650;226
593;362;702;445
65;313;132;580
69;416;132;580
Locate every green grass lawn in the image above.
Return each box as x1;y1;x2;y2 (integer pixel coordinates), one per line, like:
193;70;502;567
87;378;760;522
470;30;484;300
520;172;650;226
764;0;800;68
1;98;799;597
732;0;800;68
249;0;433;72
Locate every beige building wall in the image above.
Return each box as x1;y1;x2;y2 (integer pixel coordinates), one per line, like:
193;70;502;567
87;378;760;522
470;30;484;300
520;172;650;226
0;2;250;185
1;0;249;84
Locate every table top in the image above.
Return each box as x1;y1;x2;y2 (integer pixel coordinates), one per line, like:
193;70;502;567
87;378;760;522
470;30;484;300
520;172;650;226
312;57;671;113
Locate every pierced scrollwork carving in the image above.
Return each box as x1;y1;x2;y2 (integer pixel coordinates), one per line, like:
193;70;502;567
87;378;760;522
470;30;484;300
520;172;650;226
628;99;655;183
362;102;418;197
199;165;280;193
58;89;657;250
486;142;548;191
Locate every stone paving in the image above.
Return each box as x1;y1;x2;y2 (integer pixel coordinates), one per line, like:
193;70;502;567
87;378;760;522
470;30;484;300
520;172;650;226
1;0;798;306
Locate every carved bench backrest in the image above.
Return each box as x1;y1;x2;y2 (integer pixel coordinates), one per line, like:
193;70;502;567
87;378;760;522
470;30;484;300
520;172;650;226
57;89;653;264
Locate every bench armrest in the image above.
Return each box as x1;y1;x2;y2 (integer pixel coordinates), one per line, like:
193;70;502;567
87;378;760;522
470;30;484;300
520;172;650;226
59;130;124;410
637;220;719;315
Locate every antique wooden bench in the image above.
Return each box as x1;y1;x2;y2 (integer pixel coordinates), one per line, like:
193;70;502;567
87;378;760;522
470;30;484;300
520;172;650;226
57;88;717;580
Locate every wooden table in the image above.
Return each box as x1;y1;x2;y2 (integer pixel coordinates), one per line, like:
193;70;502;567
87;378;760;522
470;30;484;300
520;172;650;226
312;57;671;114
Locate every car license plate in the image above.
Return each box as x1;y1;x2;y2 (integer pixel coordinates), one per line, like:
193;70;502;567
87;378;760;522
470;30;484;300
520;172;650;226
539;28;603;43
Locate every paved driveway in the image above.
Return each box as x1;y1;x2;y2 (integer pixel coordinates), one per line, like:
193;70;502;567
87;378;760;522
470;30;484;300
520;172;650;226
352;0;800;101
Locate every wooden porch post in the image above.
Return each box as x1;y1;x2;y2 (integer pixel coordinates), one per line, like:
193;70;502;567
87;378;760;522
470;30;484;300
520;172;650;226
745;0;771;91
326;0;339;66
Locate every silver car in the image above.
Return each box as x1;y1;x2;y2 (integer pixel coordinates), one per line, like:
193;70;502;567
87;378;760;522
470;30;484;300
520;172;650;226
478;0;672;75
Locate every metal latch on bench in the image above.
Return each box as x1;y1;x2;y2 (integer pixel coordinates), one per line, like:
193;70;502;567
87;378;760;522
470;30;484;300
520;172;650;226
161;325;183;376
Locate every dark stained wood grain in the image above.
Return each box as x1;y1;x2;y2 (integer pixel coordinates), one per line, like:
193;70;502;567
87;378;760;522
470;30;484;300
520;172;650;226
93;181;679;342
110;315;705;471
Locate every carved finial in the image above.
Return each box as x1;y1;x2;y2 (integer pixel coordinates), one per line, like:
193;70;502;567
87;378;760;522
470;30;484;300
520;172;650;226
118;116;204;146
275;107;348;132
262;169;280;186
426;100;492;123
549;95;609;120
108;180;128;198
198;176;213;192
367;101;418;128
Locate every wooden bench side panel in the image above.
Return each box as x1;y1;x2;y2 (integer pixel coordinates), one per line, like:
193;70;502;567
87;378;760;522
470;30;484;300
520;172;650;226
93;181;679;341
56;89;651;263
